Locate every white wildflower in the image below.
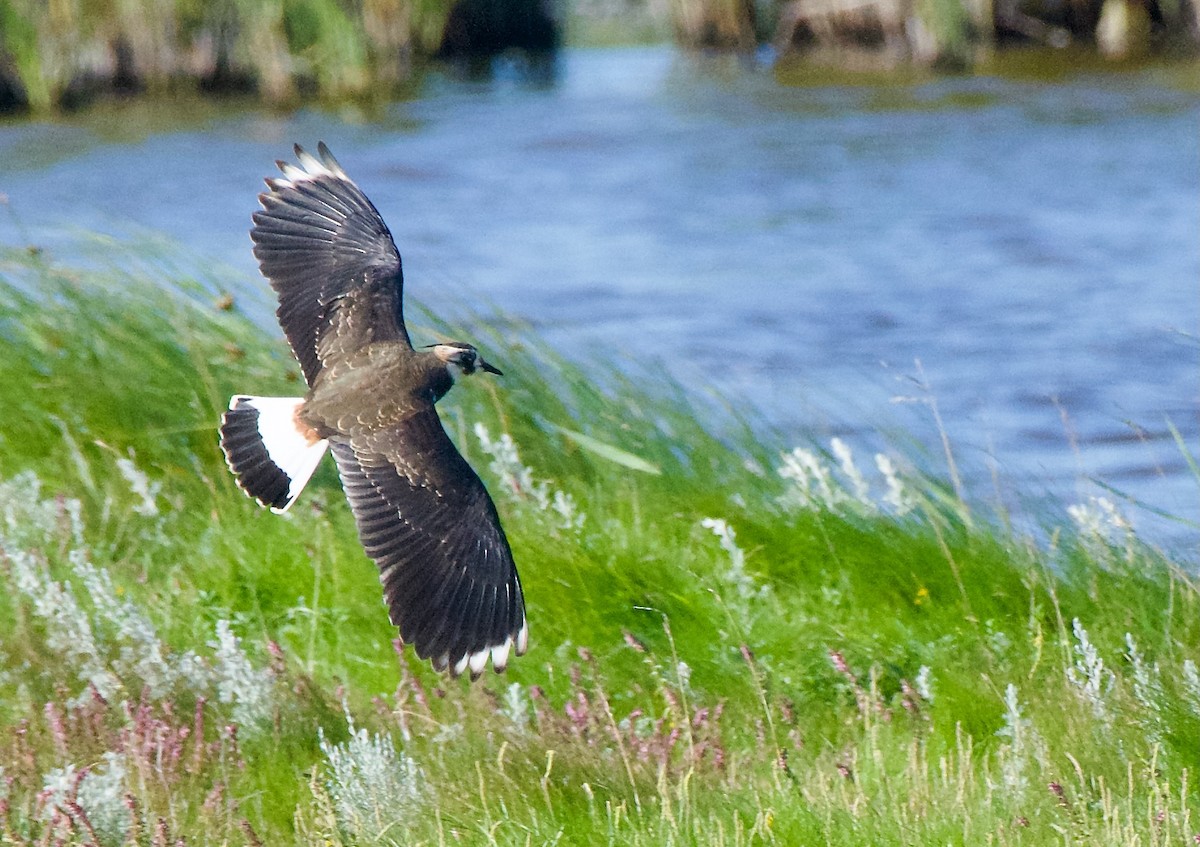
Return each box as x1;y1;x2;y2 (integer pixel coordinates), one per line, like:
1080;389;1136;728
8;547;121;702
71;552;175;698
776;448;813;507
779;441;912;515
632;714;657;738
319;712;423;842
875;453;915;515
1095;497;1134;535
777;447;841;511
831;438;874;510
994;683;1039;794
115;456;160;517
551;489;585;531
701;518;744;572
0;471;277;714
9;533;219;704
1067;501;1104;537
40;764;78;820
701;517;764;603
1124;633;1164;743
211;620;273;730
1;471;60;546
1183;660;1200;718
76;752;130;844
914;665;934;703
474;423;584;530
0;649;11;689
174;650;215;692
1066;618;1114;722
675;660;692;696
501;683;530;732
985;621;1012;658
475;424;546;508
1068;496;1136;560
62;497;84;544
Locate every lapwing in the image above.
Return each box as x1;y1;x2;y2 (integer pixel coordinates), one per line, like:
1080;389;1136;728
219;143;527;679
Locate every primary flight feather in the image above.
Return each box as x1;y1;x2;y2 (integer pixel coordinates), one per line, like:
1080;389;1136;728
219;143;527;679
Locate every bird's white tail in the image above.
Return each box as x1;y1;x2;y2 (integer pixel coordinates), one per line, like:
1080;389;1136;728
219;395;328;513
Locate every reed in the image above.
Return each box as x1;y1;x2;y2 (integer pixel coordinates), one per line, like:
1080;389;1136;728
2;0;1197;113
0;238;1197;845
0;0;453;113
669;0;758;49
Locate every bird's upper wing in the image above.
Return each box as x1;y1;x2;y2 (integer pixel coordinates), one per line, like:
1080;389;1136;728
251;143;411;386
330;407;527;677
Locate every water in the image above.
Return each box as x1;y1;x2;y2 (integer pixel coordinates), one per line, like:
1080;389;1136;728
1;47;1197;550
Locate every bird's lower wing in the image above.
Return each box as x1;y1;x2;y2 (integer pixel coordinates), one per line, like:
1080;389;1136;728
329;409;526;677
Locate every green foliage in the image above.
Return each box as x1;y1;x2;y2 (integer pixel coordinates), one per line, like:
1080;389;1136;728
916;0;974;65
0;0;448;112
282;0;369;93
0;1;48;109
0;239;1198;845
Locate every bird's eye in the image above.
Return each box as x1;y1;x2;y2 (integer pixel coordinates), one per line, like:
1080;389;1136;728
453;351;476;371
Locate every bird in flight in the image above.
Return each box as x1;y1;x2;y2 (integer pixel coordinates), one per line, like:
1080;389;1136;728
219;143;527;679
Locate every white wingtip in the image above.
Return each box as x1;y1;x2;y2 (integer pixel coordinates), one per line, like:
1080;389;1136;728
278;162;308;183
453;653;470;678
275;145;344;186
447;635;521;679
294;146;324;174
317;142;349;179
468;649;489;678
516;622;529;656
490;638;513;673
267;144;355;192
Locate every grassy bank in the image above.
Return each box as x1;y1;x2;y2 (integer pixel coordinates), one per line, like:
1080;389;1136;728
0;0;450;112
0;239;1198;845
3;0;1198;114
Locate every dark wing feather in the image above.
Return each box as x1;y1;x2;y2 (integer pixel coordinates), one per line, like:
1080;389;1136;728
251;143;411;386
329;408;527;677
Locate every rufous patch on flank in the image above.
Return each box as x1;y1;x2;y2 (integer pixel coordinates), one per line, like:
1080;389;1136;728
294;407;322;446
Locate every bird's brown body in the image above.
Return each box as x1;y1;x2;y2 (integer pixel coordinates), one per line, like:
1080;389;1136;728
301;344;453;438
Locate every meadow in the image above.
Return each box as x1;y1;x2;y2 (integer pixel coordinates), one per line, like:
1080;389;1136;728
0;238;1198;846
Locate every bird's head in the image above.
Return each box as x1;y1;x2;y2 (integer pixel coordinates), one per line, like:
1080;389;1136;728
430;342;503;378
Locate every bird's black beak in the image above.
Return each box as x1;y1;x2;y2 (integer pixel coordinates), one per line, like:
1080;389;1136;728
480;359;503;376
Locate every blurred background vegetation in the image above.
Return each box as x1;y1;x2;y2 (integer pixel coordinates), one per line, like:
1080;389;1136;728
0;0;1196;113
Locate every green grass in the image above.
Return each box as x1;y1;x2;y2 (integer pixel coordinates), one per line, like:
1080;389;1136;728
0;0;442;112
0;239;1198;846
